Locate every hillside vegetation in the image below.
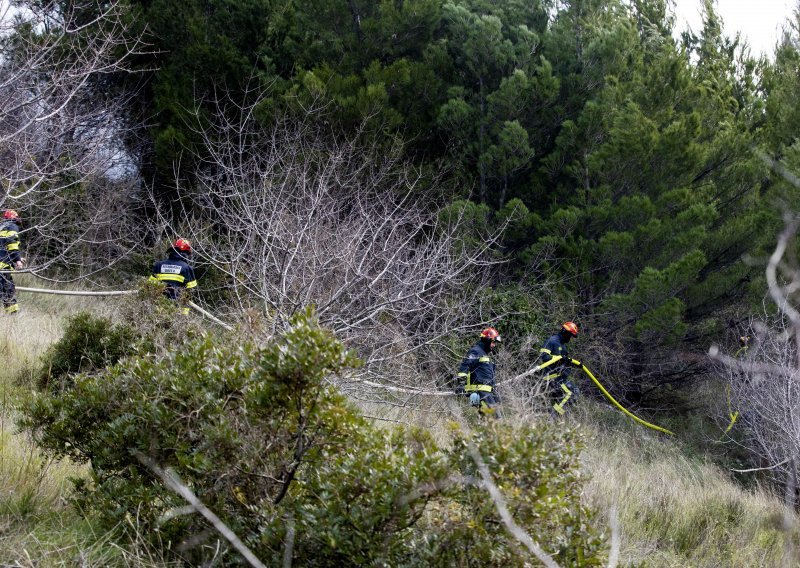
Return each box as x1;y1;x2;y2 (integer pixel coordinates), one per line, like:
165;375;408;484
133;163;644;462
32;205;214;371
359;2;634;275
0;291;797;566
5;0;800;565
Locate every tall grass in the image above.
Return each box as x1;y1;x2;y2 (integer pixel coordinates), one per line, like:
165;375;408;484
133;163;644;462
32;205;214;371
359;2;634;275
580;403;800;567
0;277;167;566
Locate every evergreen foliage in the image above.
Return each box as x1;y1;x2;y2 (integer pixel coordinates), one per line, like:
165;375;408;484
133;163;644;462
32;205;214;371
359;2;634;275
92;0;792;401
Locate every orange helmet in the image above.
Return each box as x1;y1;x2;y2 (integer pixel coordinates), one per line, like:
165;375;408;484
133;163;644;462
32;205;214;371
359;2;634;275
3;210;20;221
562;321;578;337
480;327;502;342
173;238;192;252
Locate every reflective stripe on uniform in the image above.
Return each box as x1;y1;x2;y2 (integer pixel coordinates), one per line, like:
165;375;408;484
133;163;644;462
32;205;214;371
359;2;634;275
478;401;496;416
552;383;573;416
545;373;560;380
7;242;19;251
540;348;552;354
185;280;197;289
154;273;186;284
464;383;492;393
0;230;17;238
478;356;490;362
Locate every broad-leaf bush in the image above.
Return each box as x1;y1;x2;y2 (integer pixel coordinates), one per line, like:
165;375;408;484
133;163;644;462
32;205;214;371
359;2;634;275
21;309;605;566
36;312;137;390
35;281;208;391
426;424;606;567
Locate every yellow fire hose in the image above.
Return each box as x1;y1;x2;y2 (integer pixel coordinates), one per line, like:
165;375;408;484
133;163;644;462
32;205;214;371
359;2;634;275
540;355;674;435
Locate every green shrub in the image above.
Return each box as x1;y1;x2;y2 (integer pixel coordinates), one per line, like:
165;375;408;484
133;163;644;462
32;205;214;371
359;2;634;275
429;424;607;567
20;309;606;566
37;312;138;390
35;282;217;392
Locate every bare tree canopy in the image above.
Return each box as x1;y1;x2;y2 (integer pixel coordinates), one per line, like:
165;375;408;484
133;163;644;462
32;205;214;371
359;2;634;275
0;0;148;276
160;93;514;400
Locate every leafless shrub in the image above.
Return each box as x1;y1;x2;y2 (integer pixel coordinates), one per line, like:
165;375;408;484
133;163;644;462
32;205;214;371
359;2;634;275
712;212;800;489
160;91;517;404
720;312;800;483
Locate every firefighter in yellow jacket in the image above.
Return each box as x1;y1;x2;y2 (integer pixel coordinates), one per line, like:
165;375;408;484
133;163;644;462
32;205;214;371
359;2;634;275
149;238;197;314
456;327;502;418
540;322;580;415
0;210;25;314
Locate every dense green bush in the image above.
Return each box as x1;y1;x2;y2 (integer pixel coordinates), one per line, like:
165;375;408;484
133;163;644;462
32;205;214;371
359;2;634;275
36;281;210;391
37;312;138;390
21;309;606;566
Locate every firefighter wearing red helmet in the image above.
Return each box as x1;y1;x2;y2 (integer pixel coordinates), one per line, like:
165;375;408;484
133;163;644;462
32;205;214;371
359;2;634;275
455;327;502;418
149;238;197;314
0;210;25;314
540;321;580;415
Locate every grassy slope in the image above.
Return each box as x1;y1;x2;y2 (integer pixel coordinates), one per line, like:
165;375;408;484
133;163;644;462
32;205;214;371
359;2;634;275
0;278;168;566
1;280;798;566
580;405;800;567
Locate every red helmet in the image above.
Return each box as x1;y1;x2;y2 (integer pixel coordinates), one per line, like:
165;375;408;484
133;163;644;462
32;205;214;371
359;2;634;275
480;327;502;342
562;321;579;337
173;238;192;252
3;210;20;221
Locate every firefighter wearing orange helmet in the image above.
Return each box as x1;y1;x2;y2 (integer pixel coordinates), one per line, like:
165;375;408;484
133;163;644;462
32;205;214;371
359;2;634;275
455;327;502;418
540;322;580;415
0;210;25;314
149;238;197;314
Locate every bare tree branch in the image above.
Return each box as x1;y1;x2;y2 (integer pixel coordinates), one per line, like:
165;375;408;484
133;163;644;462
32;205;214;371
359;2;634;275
0;1;150;276
449;407;561;568
133;450;267;568
152;88;541;409
711;211;800;487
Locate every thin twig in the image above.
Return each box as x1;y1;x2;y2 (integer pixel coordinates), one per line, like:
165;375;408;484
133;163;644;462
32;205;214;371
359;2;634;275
282;514;295;568
607;504;620;568
448;404;561;568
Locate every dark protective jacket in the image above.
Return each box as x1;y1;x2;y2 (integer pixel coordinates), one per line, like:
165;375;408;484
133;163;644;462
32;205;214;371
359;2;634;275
540;333;571;380
150;250;197;300
0;220;21;268
457;340;496;391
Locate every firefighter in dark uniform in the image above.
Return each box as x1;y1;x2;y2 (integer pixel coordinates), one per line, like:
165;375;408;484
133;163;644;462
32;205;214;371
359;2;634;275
539;321;580;415
0;210;25;314
149;238;197;314
456;327;502;418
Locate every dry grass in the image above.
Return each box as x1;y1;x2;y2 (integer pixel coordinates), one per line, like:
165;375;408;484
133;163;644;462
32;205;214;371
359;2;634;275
0;276;154;566
580;404;800;567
